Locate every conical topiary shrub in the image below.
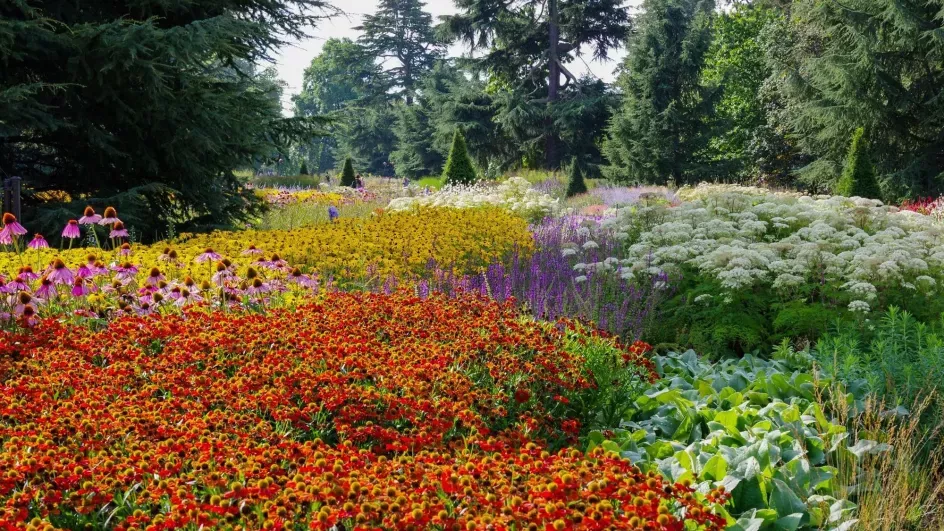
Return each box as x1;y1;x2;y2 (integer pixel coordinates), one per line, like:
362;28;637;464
299;161;310;175
835;128;881;199
565;158;587;197
442;129;477;185
340;157;356;188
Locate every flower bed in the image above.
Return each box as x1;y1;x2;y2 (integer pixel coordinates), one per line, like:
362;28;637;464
387;177;560;222
0;208;532;326
0;292;726;530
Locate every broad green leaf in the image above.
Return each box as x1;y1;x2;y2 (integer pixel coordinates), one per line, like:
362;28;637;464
769;478;808;523
774;513;803;531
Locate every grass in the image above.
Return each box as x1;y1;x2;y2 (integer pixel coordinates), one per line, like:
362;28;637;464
249;174;324;188
256;201;378;230
820;385;944;530
416;176;444;190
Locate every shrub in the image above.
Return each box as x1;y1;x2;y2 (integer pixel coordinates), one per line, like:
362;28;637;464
299;161;310;175
442;129;477;185
565;158;588;197
340;157;356;187
835;127;881;199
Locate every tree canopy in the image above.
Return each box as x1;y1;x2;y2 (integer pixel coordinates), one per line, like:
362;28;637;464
1;0;331;239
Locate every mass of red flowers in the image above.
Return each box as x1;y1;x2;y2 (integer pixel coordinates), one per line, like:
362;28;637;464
0;292;725;530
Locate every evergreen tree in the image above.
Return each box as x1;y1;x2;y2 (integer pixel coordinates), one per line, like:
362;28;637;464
764;0;944;196
293;38;385;173
442;130;477;185
357;0;444;104
340;157;357;187
336;106;398;175
441;0;629;168
603;0;716;185
835;128;881;199
0;0;330;239
565;158;587;197
299;161;310;175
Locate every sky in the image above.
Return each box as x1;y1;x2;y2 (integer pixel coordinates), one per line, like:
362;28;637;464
269;0;629;113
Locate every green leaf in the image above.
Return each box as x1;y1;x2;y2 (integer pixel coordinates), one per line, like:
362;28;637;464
769;479;808;523
700;454;728;481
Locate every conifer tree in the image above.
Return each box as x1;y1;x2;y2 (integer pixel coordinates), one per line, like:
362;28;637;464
299;161;310;175
0;0;331;238
835;128;881;199
340;157;357;187
442;0;629;169
565;158;587;197
602;0;716;185
357;0;444;104
442;130;477;185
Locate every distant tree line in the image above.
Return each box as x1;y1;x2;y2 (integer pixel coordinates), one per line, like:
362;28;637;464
293;0;944;200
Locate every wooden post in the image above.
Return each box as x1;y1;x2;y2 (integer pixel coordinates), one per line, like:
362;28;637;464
3;177;21;219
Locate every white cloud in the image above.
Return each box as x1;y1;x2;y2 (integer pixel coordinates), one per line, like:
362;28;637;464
268;0;629;114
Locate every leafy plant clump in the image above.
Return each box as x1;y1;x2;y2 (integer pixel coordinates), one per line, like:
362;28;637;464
589;350;885;529
442;129;477;185
340;157;357;187
835;128;881;199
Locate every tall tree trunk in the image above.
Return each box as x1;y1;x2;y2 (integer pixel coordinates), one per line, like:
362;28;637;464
545;0;560;169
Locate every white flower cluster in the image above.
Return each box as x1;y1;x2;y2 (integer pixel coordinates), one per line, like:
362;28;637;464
589;185;944;309
386;177;559;222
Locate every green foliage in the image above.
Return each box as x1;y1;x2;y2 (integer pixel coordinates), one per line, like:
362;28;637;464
565;158;587;197
356;0;443;104
335;106;398;174
441;0;629;168
763;0;944;197
298;161;310;175
293;38;385;173
589;350;873;528
603;0;717;185
340;157;357;187
1;0;331;240
835;128;881;199
700;4;806;185
442;129;477;185
558;327;653;433
814;307;944;428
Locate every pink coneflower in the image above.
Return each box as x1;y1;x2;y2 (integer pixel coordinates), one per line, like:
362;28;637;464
76;255;99;278
18;265;38;281
47;259;74;285
71;277;91;297
0;213;27;244
195;248;222;263
211;262;235;286
118;242;132;256
289;267;319;290
28;234;48;249
258;253;288;270
246;277;270;297
109;221;129;239
98;206;120;225
174;287;203;308
34;277;57;299
14;292;33;314
62;220;81;239
145;267;165;287
241;244;264;256
112;261;139;282
79;206;102;225
6;276;29;293
18;304;39;327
